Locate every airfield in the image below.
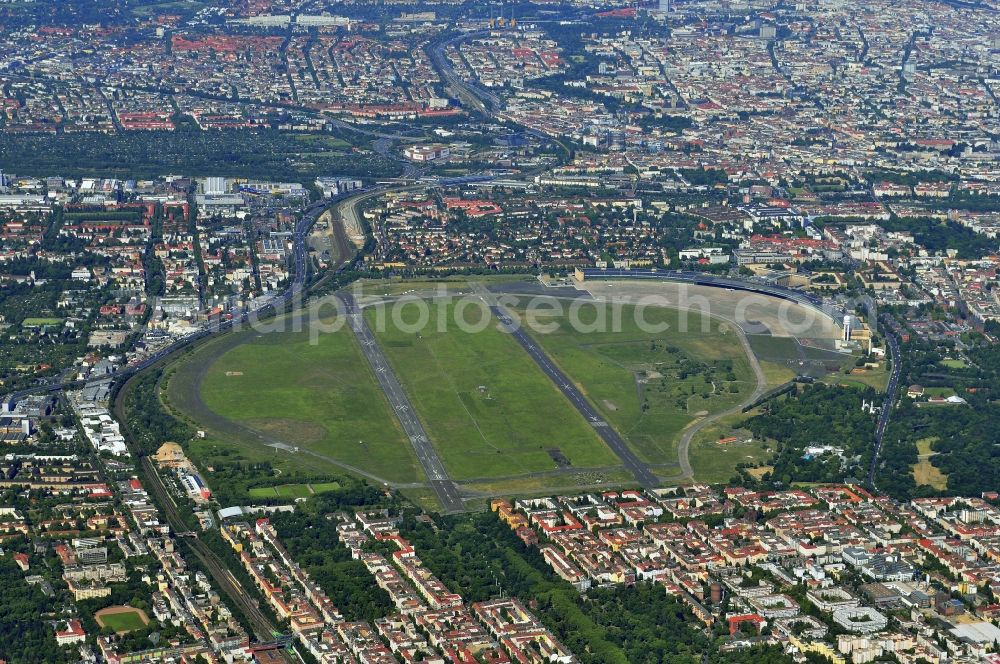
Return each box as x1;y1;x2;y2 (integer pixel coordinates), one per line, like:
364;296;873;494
166;275;853;511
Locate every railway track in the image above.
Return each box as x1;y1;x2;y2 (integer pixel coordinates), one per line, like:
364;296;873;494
113;379;285;648
139;457;279;640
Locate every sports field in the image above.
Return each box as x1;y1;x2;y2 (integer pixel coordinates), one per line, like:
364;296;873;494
510;298;757;467
247;482;341;499
365;300;619;479
196;324;424;484
22;317;62;327
95;606;149;634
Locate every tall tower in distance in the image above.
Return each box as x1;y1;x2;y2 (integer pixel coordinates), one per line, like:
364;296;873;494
659;0;670;12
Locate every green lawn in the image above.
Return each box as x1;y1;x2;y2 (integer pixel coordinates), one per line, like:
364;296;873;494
98;610;148;633
354;275;529;298
746;335;800;360
247;482;341;499
460;469;637;499
748;334;878;388
184;434;330;491
198;325;424;484
939;359;966;369
511;299;756;467
760;360;796;386
248;486;280;499
293;134;352;149
691;436;773;484
21;317;62;327
688;409;773;484
838;368;889;391
309;482;342;493
366;300;618;479
131;1;206;17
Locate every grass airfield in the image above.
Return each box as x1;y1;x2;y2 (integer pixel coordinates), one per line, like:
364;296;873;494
171;275;854;507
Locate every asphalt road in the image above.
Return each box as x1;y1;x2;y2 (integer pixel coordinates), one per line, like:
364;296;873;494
473;286;660;489
338;292;466;513
867;319;902;487
671;313;768;481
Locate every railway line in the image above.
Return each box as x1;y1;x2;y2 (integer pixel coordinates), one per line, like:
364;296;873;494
112;378;282;642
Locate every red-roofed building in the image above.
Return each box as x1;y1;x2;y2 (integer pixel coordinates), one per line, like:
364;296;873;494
56;619;86;645
728;614;765;635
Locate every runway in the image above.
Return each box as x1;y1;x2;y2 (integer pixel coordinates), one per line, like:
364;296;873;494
338;293;466;512
473;285;660;489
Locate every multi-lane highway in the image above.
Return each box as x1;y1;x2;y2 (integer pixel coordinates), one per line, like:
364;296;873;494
867;317;902;487
472;285;660;489
338;293;466;513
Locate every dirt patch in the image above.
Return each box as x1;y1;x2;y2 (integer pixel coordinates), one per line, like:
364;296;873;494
244;418;328;445
601;399;619;411
746;465;774;480
225;371;244;376
913;459;948;490
916;436;939;457
547;448;571;468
